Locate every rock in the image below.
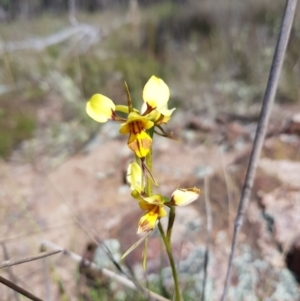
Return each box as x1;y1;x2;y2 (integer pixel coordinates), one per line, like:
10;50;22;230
259;159;300;189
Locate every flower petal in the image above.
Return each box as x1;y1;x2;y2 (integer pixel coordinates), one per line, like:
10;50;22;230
170;187;201;206
127;161;143;193
86;94;115;123
154;107;176;125
138;200;154;211
119;112;154;135
159;207;168;218
128;131;152;158
119;122;131;135
127;112;154;129
143;76;170;109
143;194;164;206
137;210;159;233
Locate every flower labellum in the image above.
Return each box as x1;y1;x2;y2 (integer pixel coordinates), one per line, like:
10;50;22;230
120;112;154;158
133;193;167;233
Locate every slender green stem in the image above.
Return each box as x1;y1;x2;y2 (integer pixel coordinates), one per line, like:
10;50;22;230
158;222;181;301
145;127;180;301
145;151;153;196
145;127;155;196
167;206;176;240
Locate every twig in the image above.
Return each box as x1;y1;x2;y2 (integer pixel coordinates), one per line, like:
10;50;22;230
0;275;43;301
41;240;171;301
0;250;62;269
220;1;298;300
201;176;212;301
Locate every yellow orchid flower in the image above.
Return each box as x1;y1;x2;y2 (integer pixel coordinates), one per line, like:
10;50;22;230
137;194;167;233
86;76;175;156
120;112;154;158
131;191;167;233
169;187;201;206
86;94;116;123
126;161;143;193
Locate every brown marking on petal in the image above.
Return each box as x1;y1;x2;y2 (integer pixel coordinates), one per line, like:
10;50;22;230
138;220;154;233
186;187;201;194
141;137;152;150
128;138;139;153
129;121;144;135
142;103;155;116
128;133;152;157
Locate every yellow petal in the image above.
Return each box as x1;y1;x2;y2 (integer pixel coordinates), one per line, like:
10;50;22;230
119;113;154;135
158;106;176;118
119;122;131;135
126;161;143;193
86;94;115;123
127;112;154;129
159;207;168;218
171;187;201;206
137;211;159;233
143;76;170;109
128;131;152;158
139;200;154;211
142;101;175;125
143;194;164;206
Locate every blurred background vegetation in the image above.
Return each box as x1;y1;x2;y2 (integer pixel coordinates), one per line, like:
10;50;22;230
0;0;299;160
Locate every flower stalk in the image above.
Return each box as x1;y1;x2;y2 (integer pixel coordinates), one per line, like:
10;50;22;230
158;221;181;301
85;75;201;301
145;130;181;301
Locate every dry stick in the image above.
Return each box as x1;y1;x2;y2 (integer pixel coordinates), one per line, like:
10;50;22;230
0;250;62;269
0;275;43;301
220;1;298;300
41;240;170;301
201;176;212;301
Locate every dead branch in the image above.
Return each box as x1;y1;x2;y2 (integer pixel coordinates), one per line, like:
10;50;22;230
0;275;43;301
0;250;62;269
41;240;171;301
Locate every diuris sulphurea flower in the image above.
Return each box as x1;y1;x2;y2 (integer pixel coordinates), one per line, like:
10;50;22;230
86;74;202;301
86;76;175;157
